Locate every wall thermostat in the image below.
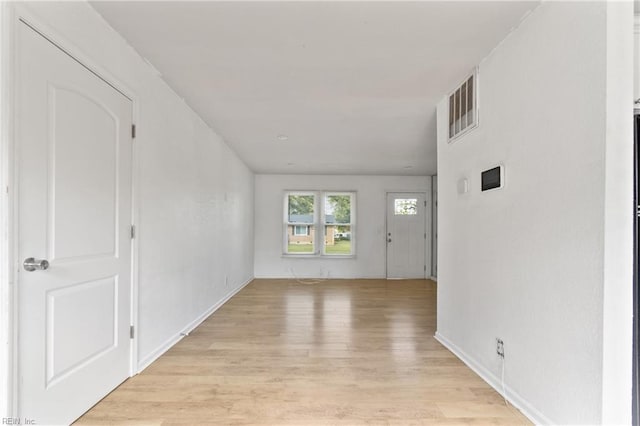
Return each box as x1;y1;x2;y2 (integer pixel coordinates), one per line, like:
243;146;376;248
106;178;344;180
481;165;504;191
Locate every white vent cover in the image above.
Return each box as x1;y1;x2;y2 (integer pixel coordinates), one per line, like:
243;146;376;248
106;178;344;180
448;70;478;141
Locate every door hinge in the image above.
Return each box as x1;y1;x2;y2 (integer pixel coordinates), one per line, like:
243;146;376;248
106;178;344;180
132;124;136;139
131;225;136;239
130;325;135;339
424;200;427;207
424;265;427;272
424;232;427;239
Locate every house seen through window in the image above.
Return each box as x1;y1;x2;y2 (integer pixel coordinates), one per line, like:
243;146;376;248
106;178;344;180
285;192;355;256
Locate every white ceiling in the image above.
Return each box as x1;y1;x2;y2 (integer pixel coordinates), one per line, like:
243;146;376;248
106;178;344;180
92;1;538;176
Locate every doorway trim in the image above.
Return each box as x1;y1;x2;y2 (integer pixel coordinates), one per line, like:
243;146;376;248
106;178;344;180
430;176;438;280
384;190;430;279
0;4;141;417
633;108;639;425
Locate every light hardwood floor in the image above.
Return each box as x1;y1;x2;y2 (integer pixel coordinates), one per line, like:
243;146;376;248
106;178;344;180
76;279;531;425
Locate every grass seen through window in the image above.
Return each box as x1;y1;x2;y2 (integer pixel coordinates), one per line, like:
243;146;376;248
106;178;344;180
286;244;314;253
324;240;351;254
286;240;351;254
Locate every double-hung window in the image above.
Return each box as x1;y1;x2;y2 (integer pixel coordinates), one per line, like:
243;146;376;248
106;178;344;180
285;192;316;254
322;193;353;255
284;191;355;256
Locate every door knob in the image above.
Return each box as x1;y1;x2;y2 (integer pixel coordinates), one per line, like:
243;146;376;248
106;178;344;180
387;238;392;243
23;258;49;272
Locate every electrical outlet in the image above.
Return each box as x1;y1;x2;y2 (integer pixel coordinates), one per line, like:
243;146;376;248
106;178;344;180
496;338;504;358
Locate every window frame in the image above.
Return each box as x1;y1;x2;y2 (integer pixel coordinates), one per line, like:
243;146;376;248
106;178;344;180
284;191;317;255
283;190;356;257
321;192;355;256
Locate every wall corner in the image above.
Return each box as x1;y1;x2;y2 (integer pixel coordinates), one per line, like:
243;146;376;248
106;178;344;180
601;1;635;424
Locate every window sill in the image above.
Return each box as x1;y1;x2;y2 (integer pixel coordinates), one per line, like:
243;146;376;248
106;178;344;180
281;253;356;259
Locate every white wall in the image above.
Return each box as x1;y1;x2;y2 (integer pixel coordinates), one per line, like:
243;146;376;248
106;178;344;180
254;174;430;279
9;2;254;373
601;3;635;423
435;2;634;424
635;15;640;104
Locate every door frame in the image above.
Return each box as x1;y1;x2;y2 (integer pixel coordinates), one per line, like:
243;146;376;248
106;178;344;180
633;109;639;424
384;190;430;279
0;4;141;418
431;176;437;280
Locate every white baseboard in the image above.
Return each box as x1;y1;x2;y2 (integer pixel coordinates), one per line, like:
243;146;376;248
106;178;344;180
136;277;254;373
254;276;386;280
253;275;436;280
429;276;437;282
434;332;552;425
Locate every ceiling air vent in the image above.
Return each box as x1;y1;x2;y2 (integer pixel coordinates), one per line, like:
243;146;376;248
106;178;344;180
448;70;478;142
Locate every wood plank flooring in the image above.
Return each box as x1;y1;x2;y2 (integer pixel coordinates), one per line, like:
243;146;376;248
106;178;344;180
76;279;530;425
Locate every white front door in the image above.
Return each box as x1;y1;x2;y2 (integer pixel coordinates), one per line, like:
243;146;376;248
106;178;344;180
16;22;133;425
386;192;426;279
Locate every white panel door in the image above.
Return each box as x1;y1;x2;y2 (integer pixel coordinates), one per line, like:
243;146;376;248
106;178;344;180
16;22;133;425
386;193;426;279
